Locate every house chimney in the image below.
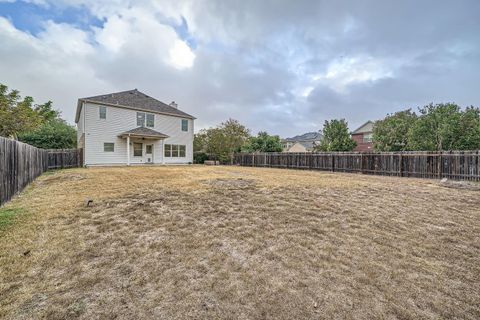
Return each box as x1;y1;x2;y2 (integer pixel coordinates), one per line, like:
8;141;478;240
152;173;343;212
169;101;178;109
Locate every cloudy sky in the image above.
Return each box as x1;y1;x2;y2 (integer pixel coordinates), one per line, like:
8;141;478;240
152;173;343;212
1;0;479;137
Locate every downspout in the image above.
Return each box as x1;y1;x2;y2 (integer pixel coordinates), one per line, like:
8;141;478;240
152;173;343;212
127;134;130;166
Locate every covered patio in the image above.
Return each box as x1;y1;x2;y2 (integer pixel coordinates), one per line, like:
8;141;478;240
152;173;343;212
118;127;169;165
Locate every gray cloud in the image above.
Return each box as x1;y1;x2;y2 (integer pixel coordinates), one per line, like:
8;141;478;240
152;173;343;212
0;0;479;136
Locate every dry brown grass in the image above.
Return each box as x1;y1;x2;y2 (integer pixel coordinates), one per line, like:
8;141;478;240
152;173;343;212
1;166;479;319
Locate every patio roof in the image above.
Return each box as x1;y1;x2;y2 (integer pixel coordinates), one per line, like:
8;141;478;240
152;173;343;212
118;127;169;139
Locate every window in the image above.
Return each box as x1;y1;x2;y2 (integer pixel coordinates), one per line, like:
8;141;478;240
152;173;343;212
172;144;179;157
104;143;114;152
164;144;171;157
146;145;153;154
99;106;106;119
363;133;373;143
133;143;143;156
179;145;186;157
146;114;155;127
181;119;188;132
137;112;145;126
164;144;186;157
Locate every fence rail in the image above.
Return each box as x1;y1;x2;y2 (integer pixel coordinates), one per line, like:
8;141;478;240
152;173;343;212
0;136;83;206
234;151;480;181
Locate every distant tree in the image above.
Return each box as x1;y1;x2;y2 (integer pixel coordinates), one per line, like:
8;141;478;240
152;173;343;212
407;103;463;151
34;101;60;123
193;119;250;163
0;83;76;149
315;119;356;151
456;106;480;150
221;119;250;162
242;131;283;152
0;85;42;138
373;109;417;151
18;119;77;149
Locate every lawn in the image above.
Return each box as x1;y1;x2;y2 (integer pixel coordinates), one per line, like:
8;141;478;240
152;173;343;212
0;166;479;319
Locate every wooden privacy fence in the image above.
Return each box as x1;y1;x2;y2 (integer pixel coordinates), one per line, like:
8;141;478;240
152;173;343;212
234;151;480;181
0;136;83;206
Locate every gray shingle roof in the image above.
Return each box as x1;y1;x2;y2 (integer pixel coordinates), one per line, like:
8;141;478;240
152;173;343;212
76;89;195;122
283;131;323;142
119;127;169;139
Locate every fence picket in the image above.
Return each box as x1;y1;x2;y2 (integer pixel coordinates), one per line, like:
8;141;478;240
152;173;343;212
0;136;83;206
234;151;480;182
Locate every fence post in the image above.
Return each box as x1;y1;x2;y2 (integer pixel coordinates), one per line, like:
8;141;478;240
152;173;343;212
331;153;335;172
438;152;442;179
360;153;364;174
399;153;403;177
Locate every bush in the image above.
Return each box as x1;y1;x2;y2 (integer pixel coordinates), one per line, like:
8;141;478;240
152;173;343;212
193;152;209;164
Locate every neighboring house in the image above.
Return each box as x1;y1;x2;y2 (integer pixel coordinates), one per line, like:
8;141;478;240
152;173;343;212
282;132;323;152
351;121;374;152
75;89;195;166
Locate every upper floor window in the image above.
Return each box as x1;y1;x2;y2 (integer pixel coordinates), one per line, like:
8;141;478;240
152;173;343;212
363;133;373;143
99;106;106;119
181;119;188;132
137;112;154;127
137;112;145;126
146;114;155;127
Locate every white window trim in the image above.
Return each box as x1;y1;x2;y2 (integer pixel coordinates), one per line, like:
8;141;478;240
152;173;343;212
133;142;143;157
99;106;107;120
181;119;188;132
104;142;114;152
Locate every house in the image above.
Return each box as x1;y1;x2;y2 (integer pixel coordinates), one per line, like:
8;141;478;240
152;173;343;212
282;132;323;152
75;89;195;166
351;121;374;152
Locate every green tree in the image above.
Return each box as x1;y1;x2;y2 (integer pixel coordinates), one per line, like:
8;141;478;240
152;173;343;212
315;119;356;151
242;131;283;152
0;85;42;138
455;106;480;150
18;119;77;149
193;119;250;163
34;101;60;123
373;109;417;151
407;103;463;151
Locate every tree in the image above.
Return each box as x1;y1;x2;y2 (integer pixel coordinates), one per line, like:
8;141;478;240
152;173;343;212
373;109;417;151
0;83;76;149
242;131;283;152
0;85;42;138
221;119;251;162
407;103;463;151
315;119;356;151
193;119;250;163
18;119;77;149
456;106;480;150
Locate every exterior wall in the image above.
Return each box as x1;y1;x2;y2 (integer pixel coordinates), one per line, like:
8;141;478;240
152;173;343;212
352;133;373;152
77;104;85;143
82;102;193;165
287;142;307;152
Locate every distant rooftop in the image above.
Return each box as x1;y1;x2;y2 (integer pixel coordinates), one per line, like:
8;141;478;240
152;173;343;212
283;131;323;142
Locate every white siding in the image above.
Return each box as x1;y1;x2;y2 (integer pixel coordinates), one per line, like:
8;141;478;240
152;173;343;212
82;102;194;166
77;103;85;143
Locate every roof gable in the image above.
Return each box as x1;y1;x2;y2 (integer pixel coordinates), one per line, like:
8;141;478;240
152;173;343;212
351;121;374;134
75;89;195;123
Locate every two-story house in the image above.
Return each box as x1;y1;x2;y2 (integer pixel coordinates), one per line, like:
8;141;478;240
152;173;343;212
75;89;195;166
351;121;374;152
282;132;323;152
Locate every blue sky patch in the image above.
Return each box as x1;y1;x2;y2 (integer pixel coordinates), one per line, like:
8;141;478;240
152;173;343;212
0;1;103;35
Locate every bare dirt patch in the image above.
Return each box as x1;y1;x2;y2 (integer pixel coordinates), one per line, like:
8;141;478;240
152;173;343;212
1;166;479;319
201;178;256;189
